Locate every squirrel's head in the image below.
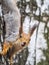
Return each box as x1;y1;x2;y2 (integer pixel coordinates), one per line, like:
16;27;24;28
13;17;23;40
13;24;38;53
0;24;38;56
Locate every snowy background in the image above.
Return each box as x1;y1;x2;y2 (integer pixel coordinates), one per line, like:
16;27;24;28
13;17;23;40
23;0;49;65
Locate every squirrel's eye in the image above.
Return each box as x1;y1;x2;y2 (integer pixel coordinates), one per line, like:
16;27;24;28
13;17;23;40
21;42;26;47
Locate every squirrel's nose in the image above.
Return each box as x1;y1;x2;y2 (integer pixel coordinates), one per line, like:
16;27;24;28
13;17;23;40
21;42;26;47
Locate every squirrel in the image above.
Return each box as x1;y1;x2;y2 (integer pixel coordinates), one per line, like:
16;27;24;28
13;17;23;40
0;0;38;65
0;24;38;65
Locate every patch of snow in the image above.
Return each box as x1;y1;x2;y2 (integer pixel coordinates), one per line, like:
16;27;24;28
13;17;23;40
25;20;47;65
47;22;49;27
26;0;30;2
0;5;2;16
23;16;30;34
36;0;41;7
25;4;30;13
36;8;40;16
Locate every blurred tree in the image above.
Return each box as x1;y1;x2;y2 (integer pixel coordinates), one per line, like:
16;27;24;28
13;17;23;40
37;0;49;65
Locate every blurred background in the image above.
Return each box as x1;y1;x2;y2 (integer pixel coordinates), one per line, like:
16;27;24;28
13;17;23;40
0;0;49;65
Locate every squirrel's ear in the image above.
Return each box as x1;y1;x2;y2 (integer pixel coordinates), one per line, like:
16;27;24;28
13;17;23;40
19;26;23;36
19;20;23;37
30;24;38;36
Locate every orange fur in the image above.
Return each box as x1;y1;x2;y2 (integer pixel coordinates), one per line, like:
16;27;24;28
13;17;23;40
0;33;30;56
0;24;37;65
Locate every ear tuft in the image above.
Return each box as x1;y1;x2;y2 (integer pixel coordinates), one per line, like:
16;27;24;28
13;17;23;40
30;24;38;36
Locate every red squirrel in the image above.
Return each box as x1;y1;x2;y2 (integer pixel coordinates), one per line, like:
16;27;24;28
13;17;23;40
0;24;37;65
